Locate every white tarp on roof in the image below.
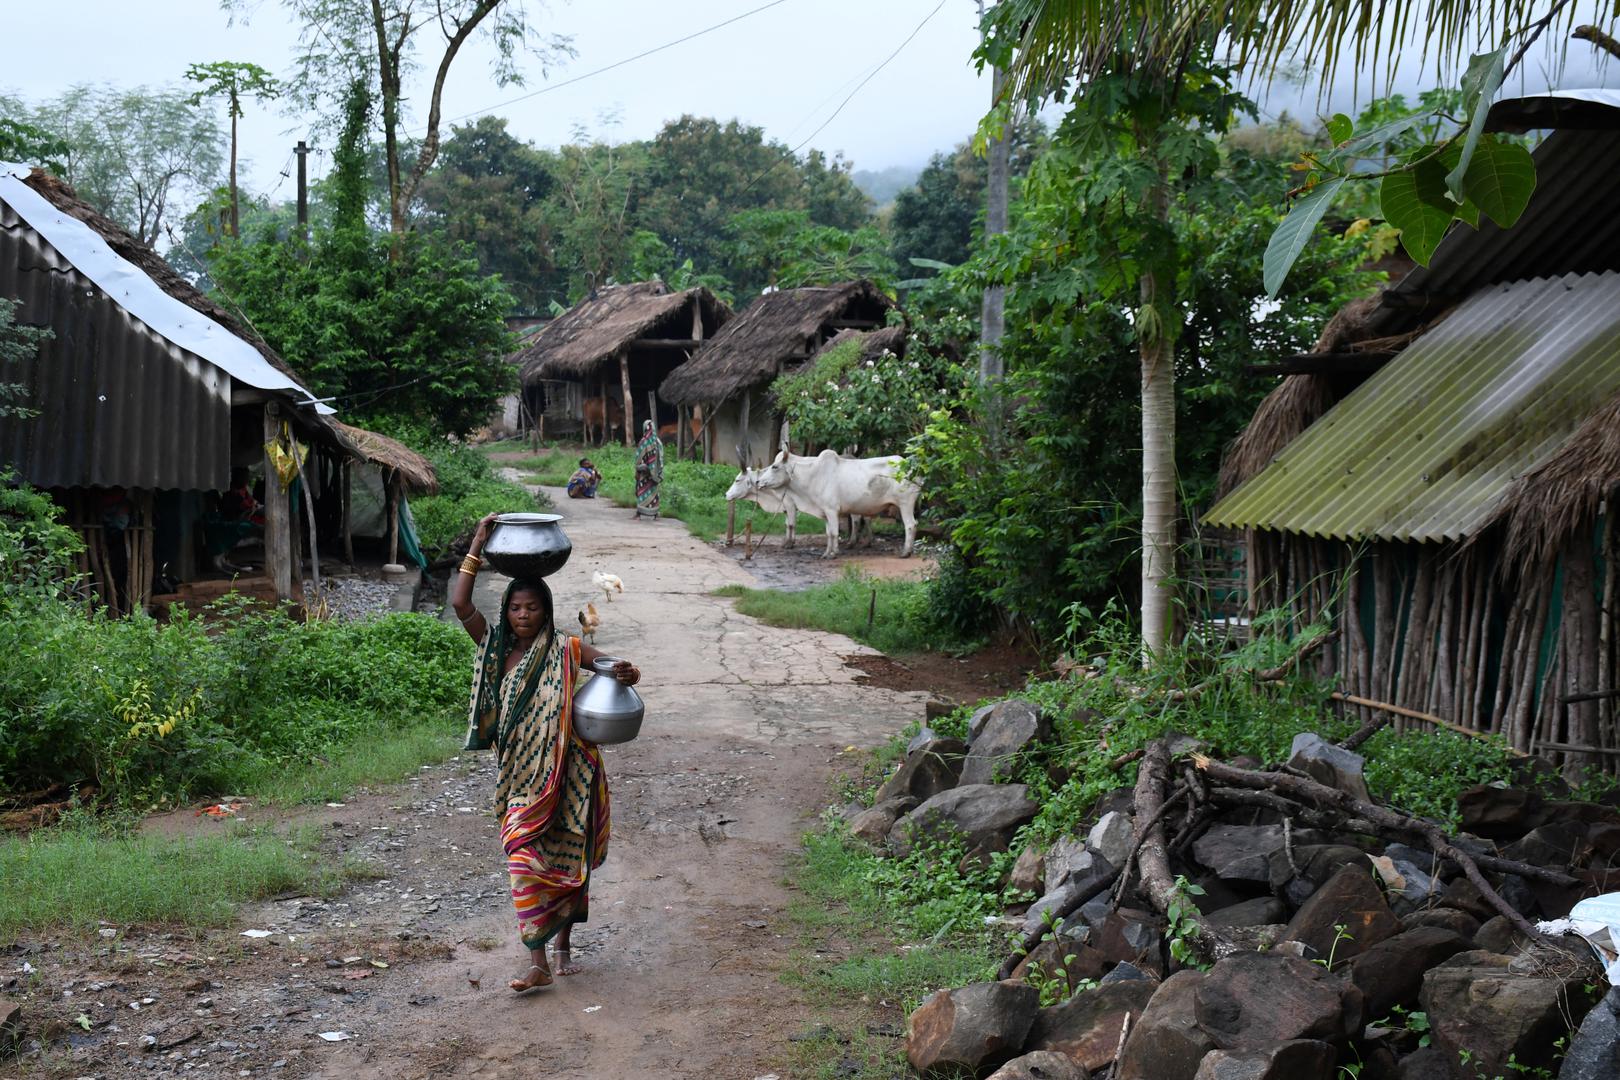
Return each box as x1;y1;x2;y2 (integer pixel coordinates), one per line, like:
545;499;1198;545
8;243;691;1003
0;162;331;413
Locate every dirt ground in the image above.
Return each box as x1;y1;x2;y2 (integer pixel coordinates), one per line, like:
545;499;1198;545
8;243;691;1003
4;485;1020;1080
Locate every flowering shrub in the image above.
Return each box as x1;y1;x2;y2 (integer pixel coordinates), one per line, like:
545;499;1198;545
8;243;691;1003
771;334;963;456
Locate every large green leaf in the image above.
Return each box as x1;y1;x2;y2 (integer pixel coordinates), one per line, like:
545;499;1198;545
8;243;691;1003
1263;176;1345;296
1381;158;1457;265
1326;113;1353;146
1445;47;1508;200
1461;137;1537;228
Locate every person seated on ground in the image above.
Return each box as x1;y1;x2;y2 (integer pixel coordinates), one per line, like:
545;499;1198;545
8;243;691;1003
566;458;602;499
221;467;266;526
205;467;264;573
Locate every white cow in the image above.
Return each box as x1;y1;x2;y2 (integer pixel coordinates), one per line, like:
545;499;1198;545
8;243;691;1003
726;462;864;549
754;450;921;558
725;465;805;547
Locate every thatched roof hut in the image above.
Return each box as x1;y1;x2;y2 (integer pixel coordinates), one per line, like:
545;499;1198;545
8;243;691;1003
1202;92;1620;768
797;324;908;380
512;281;730;384
659;281;894;407
331;421;438;494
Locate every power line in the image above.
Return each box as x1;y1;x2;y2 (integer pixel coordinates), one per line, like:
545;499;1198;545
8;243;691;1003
427;0;798;133
739;0;948;195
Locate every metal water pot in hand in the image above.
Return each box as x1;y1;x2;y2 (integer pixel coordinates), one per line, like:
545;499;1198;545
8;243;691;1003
571;657;645;745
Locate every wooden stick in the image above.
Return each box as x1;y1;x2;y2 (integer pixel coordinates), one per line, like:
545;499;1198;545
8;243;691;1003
1332;692;1527;755
1193;754;1550;943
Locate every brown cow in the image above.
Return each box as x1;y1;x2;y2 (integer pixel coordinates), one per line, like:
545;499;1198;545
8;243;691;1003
582;396;624;446
657;417;703;444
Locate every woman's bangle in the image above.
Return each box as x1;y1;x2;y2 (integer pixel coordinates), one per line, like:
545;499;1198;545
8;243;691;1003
459;554;482;576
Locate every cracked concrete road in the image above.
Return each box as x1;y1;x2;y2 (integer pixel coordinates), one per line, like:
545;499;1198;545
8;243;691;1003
299;488;930;1079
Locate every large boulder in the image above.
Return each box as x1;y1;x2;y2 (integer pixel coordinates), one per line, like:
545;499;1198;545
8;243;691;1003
962;700;1051;786
847;796;917;846
1009;845;1047;898
1203;897;1286;929
1287;733;1371;802
1269;844;1375;907
986;1051;1092;1080
1191;1040;1337;1080
1046;836;1109;894
876;738;967;804
890;785;1040;858
1280;863;1400;965
1020;857;1116;942
1418;950;1593;1078
1400;908;1480;938
1012;938;1110;992
1088;906;1166;974
1456;784;1544;840
1024;980;1158;1073
1560;985;1620;1080
1116;970;1217;1080
1194;952;1364;1050
1193;824;1285;883
906;980;1042;1078
1346;927;1473;1020
1086;811;1135;869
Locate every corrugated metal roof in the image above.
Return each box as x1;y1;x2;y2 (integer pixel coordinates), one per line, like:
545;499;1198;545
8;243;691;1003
1205;272;1620;542
1384;128;1620;313
0;201;232;491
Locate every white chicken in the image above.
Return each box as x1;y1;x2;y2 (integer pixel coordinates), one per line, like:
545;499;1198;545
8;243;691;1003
592;570;624;603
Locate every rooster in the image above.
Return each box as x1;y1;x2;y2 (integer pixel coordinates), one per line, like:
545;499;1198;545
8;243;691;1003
577;602;600;644
591;570;624;603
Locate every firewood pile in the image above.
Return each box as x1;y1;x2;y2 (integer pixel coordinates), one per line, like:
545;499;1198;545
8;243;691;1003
857;699;1620;1079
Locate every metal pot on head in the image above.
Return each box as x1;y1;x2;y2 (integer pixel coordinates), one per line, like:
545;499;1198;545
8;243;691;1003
482;513;572;579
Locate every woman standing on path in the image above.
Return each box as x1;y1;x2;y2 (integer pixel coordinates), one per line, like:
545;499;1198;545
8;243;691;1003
451;512;640;993
634;419;663;520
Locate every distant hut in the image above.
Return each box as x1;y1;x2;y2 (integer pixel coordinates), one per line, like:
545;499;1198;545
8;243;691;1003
329;421;438;570
510;281;731;447
658;281;895;466
1203;90;1620;771
0;165;420;611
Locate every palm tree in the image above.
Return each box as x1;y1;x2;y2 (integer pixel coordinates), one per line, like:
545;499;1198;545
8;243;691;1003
981;0;1600;656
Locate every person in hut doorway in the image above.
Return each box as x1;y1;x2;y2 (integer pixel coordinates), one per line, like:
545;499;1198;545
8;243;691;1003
452;512;640;994
206;467;264;573
566;458;601;499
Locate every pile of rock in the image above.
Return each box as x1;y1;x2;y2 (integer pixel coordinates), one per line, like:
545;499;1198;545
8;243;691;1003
862;700;1620;1079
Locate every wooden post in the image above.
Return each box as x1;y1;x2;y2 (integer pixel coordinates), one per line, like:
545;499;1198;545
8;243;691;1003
263;404;294;601
341;459;355;566
646;389;658;440
294;441;321;601
691;294;703;340
385;470;401;567
619;349;635;447
737;390;752;468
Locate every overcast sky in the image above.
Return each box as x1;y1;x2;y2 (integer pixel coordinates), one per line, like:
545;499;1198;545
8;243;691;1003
3;0;998;194
3;0;1615;198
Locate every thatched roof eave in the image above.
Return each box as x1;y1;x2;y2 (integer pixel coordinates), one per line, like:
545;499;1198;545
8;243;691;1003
331;421;439;494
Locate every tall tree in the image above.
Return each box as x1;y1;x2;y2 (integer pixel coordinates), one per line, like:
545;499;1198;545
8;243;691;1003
6;86;224;245
184;61;282;239
231;0;572;251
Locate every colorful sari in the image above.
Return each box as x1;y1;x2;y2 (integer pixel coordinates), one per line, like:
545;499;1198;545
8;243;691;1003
465;585;610;950
634;420;663;519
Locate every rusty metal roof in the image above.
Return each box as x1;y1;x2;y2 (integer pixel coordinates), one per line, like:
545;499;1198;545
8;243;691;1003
1204;271;1620;542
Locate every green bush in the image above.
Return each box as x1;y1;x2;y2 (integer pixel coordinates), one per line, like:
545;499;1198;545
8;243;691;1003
0;600;473;807
369;422;544;557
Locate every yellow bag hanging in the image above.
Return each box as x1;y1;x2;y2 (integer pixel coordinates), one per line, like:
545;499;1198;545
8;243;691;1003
263;421;306;491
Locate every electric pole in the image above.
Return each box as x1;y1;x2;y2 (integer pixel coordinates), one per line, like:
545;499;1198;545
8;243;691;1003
294;140;310;242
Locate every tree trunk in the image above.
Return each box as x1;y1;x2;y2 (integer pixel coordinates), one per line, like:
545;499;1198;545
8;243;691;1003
1139;264;1176;657
979;61;1008;387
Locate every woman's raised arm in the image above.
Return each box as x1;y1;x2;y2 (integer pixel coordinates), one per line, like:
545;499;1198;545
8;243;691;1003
450;513;498;643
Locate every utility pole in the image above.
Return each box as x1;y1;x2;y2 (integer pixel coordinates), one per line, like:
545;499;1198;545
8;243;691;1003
294;140;310;242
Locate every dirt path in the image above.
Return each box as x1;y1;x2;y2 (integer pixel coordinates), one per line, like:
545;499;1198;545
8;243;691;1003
9;489;929;1080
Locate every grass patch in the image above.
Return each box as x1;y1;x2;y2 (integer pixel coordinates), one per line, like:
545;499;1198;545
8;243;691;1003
715;568;974;655
779;821;1000;1078
234;715;462;805
0;817;329;941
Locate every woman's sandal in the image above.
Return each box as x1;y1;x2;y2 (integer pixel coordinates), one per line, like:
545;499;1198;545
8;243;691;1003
509;964;553;993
